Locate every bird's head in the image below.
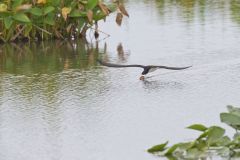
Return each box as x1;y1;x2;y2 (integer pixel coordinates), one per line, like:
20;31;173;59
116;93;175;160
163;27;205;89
139;75;145;80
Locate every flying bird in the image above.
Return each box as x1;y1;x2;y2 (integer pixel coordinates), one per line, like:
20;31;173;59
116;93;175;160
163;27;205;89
98;60;191;80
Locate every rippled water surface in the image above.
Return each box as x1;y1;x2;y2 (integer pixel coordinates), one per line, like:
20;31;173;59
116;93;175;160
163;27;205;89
1;0;240;160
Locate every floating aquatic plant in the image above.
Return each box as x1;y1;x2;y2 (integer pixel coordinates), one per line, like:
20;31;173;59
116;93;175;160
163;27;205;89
148;105;240;159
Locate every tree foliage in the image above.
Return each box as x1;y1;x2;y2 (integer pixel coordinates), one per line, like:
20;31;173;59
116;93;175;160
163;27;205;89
0;0;128;42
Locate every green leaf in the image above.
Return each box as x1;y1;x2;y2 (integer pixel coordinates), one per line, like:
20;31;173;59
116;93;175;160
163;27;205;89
165;144;179;155
185;148;204;159
233;133;240;140
69;10;86;17
227;105;240;117
207;126;225;145
6;27;14;41
77;18;85;32
86;0;98;10
216;136;231;146
177;142;194;150
12;0;23;9
0;12;11;18
217;147;230;157
187;124;208;132
48;0;61;6
29;7;42;16
13;13;31;23
195;139;207;150
197;131;209;140
44;13;55;25
24;24;32;37
220;113;240;129
93;12;106;21
70;1;78;8
4;17;13;29
43;6;55;15
148;141;168;153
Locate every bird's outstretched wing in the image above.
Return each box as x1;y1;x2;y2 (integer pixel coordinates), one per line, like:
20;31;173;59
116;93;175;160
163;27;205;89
153;65;192;70
98;60;144;68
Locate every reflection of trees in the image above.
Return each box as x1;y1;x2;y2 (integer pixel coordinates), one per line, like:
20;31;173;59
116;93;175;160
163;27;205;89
176;0;196;22
140;0;240;26
0;40;104;75
99;42;130;64
0;40;123;142
0;38;130;141
0;40;111;108
150;0;196;22
0;41;129;111
116;43;130;62
230;0;240;25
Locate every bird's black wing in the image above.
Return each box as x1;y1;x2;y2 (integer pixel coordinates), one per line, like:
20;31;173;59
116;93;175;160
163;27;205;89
153;65;192;70
98;60;144;68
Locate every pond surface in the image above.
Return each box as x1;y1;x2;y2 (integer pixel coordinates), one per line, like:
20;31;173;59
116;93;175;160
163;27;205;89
1;0;240;160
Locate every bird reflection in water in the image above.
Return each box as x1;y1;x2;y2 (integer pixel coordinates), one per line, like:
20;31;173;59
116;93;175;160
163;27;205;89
141;78;184;91
138;71;186;90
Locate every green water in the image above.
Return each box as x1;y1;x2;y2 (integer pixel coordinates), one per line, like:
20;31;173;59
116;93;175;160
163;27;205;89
0;41;101;75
